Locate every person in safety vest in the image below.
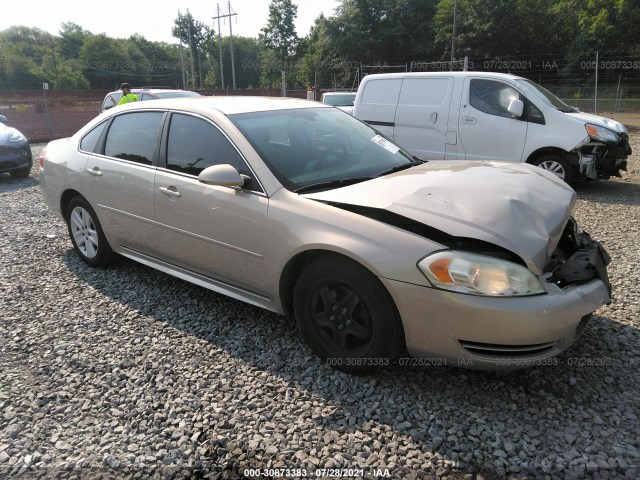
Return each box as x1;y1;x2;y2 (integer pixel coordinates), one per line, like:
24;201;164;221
118;83;139;105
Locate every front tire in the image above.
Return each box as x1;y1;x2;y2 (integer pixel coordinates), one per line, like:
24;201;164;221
10;168;31;178
293;257;404;374
533;154;574;184
65;196;115;267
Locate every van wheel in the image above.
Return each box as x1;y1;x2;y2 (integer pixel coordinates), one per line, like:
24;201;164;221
293;257;404;374
533;155;574;184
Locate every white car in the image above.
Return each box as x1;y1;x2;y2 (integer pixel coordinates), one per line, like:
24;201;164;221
321;92;356;114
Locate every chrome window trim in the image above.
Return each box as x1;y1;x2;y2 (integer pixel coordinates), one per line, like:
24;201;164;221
163;110;267;195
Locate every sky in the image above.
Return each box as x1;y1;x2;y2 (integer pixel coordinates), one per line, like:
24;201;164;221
0;0;341;43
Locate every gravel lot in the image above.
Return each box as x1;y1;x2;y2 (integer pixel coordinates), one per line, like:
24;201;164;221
1;137;639;480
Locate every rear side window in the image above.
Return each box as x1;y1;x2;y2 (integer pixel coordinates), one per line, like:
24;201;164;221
102;94;120;110
360;79;402;105
104;112;164;165
399;78;452;107
165;114;259;190
80;121;107;153
469;79;521;118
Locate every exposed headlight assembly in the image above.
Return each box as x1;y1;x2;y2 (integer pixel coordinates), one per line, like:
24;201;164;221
585;124;619;143
418;251;546;297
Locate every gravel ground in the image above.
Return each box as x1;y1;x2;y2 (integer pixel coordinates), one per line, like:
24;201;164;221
1;138;640;480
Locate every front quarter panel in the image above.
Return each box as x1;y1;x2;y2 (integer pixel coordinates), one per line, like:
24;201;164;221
266;189;444;299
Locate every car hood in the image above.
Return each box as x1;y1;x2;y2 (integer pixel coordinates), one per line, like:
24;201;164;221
0;123;26;144
566;111;627;133
304;161;576;274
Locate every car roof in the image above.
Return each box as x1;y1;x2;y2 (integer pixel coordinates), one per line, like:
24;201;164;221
323;92;356;96
359;71;523;81
105;88;198;96
113;96;330;115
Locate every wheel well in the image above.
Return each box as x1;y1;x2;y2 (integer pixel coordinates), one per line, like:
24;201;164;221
279;250;394;319
60;189;82;217
526;147;578;166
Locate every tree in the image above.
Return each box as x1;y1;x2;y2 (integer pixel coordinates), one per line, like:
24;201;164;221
58;22;91;59
260;0;299;71
172;10;213;88
80;34;130;89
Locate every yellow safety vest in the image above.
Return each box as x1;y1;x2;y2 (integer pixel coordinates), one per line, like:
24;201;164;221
118;93;139;105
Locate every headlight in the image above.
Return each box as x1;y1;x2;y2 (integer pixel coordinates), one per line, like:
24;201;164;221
418;251;546;297
585;124;618;143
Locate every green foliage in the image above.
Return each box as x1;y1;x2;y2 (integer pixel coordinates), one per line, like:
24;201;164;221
1;1;639;91
172;10;213;89
260;0;299;73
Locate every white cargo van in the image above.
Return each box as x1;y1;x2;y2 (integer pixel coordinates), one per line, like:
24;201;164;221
353;72;631;182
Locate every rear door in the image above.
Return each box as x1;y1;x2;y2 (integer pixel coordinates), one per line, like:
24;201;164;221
458;78;528;162
84;111;165;251
393;77;453;159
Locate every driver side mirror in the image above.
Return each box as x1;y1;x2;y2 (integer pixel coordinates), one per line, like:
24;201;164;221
198;164;248;187
507;99;525;118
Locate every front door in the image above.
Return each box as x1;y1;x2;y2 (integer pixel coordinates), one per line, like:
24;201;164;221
458;78;528;162
153;113;270;296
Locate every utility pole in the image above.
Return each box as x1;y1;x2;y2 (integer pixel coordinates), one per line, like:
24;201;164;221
594;51;599;114
215;4;224;89
450;0;457;71
213;2;238;89
186;9;196;89
228;1;236;90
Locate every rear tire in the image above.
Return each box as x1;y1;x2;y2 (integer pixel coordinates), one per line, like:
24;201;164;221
65;196;115;267
533;154;574;184
293;257;404;374
10;168;30;178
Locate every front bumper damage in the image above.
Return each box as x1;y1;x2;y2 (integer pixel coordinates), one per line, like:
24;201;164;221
390;217;612;370
578;132;631;180
544;217;612;297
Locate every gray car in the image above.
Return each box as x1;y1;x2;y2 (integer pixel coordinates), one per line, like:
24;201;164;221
39;97;611;373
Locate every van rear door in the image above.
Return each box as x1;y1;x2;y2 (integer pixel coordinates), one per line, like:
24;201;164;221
393;77;453;160
458;77;528;162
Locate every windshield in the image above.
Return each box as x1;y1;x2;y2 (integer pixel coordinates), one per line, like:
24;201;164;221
230;107;415;192
514;79;572;112
323;93;356;106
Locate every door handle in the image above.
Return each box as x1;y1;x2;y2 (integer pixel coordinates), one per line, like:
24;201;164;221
462;116;477;124
430;112;438;124
86;167;102;177
159;186;181;198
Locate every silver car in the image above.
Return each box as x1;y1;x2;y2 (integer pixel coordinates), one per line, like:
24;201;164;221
39;97;611;373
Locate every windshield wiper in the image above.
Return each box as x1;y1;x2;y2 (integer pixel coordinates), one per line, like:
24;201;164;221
376;158;425;177
294;176;371;194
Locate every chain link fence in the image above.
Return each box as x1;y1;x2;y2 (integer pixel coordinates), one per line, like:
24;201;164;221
0;89;320;142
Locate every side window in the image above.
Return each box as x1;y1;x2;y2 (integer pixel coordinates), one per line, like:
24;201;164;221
102;94;119;110
399;78;452;107
166;114;260;191
469;79;521;118
79;121;107;152
141;94;153;101
527;101;545;125
104;112;164;165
